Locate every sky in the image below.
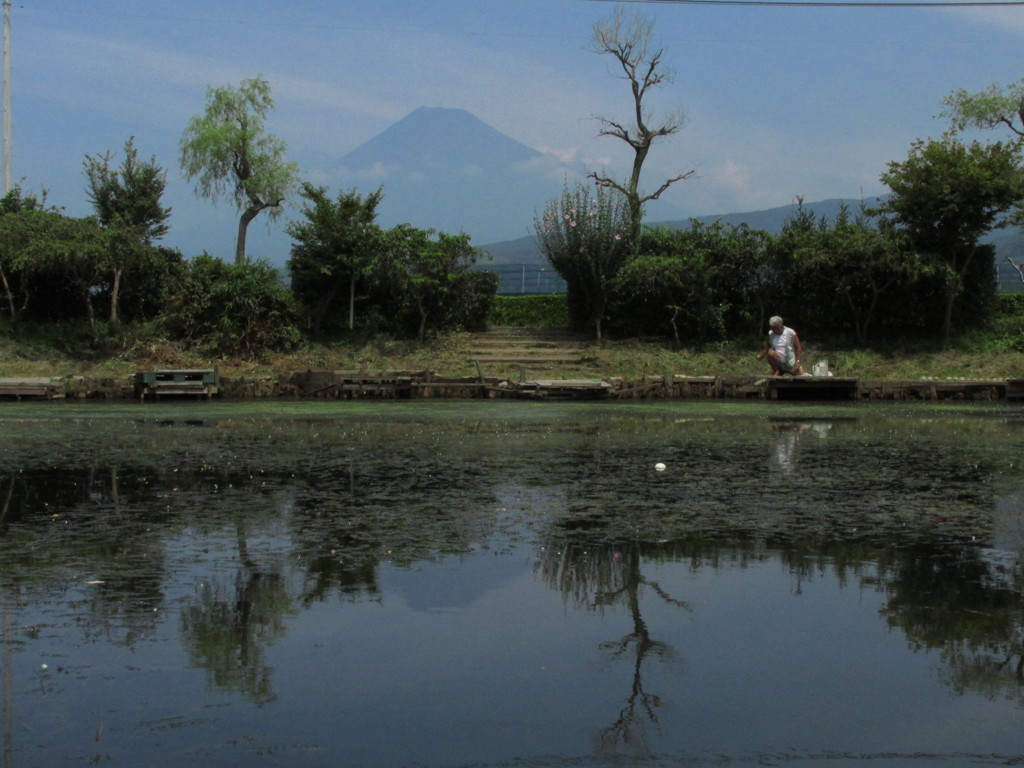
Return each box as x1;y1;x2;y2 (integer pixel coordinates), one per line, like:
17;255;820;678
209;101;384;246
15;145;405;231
7;0;1024;262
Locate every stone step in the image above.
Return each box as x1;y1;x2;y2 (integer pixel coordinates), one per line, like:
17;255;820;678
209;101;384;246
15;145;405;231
469;339;586;351
476;327;582;342
467;327;588;364
471;354;586;364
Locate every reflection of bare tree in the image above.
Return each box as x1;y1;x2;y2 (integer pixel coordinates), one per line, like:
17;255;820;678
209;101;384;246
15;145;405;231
537;540;690;760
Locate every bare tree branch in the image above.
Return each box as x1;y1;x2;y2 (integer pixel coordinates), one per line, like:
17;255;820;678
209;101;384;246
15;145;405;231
588;6;693;244
1008;254;1024;284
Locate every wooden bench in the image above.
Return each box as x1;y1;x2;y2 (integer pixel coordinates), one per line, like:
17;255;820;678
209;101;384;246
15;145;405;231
134;369;218;401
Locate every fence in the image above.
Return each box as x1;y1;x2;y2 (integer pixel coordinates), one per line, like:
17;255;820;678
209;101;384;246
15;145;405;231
477;262;1023;295
474;263;566;296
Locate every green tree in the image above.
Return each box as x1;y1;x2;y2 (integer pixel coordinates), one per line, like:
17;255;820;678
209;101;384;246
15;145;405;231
535;182;631;341
942;79;1024;141
941;80;1024;285
0;186;44;318
615;226;724;346
382;226;481;341
84;137;172;324
611;221;774;344
179;76;299;265
828;212;920;343
586;7;693;246
286;182;384;337
876;135;1024;343
778;206;919;343
18;211;111;345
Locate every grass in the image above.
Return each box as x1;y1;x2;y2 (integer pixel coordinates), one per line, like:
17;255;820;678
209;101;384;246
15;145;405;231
0;321;1021;382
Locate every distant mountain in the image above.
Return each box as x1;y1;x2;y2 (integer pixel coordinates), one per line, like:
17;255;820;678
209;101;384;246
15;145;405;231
479;198;879;266
336;106;575;244
660;198;886;234
335;109;1023;293
478;197;1024;293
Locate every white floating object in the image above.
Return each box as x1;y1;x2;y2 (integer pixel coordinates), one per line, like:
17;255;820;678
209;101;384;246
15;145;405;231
654;462;666;472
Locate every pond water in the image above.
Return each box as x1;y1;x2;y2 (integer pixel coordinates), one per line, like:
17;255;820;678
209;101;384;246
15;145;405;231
0;400;1022;768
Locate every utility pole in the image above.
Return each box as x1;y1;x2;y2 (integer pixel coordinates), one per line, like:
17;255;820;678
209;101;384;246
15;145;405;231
2;0;10;196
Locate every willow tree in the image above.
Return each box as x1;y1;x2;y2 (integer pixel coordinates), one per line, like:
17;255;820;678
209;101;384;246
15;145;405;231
941;80;1024;286
179;76;298;264
942;79;1024;140
587;7;693;246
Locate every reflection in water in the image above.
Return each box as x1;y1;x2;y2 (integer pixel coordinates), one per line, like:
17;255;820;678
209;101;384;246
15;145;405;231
181;566;291;705
537;541;690;759
769;422;806;473
0;404;1019;766
881;543;1024;704
768;419;837;474
179;516;294;705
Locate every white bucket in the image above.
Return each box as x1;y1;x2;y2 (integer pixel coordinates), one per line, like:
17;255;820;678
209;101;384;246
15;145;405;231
812;361;829;377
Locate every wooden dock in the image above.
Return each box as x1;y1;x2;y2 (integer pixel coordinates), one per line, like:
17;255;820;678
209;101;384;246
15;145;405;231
134;369;218;401
765;376;860;400
507;379;613;400
143;372;1024;402
0;370;1019;402
0;377;64;400
1006;379;1024;402
291;370;420;398
598;375;1011;402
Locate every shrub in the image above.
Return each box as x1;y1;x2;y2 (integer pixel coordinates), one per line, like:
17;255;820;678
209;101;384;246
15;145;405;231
163;254;300;358
451;270;498;332
487;295;569;327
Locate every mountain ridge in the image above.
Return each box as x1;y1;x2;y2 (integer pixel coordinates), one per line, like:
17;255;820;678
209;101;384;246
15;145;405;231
339;106;545;169
335;106;575;244
478;197;1023;293
331;106;1021;292
479;197;879;264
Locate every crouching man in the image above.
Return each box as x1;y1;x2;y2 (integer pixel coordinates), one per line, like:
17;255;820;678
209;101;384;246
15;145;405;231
756;315;808;376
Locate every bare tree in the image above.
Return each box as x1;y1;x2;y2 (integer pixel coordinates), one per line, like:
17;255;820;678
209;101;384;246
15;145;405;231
1008;254;1024;284
587;7;693;246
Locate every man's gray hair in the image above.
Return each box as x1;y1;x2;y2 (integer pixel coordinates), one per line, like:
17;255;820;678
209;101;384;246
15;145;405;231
769;315;783;328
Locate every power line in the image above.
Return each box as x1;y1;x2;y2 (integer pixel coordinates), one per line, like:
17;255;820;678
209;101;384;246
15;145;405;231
2;0;9;196
582;0;1024;6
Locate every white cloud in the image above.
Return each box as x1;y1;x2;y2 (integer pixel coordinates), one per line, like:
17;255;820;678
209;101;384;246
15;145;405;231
946;6;1024;34
534;145;579;165
710;160;754;195
335;162;401;182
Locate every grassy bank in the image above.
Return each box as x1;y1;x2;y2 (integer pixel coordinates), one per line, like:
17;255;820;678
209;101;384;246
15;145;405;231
0;323;1021;383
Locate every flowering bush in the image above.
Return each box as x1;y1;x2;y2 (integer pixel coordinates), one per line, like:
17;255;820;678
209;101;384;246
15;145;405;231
534;183;630;340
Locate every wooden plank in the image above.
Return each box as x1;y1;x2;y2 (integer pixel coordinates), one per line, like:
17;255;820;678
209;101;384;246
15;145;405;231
522;379;611;389
0;377;63;400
